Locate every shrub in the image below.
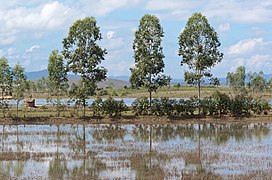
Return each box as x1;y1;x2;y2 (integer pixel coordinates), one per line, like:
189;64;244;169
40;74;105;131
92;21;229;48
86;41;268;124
91;97;103;116
229;95;253;116
98;89;108;96
102;97;128;116
184;98;197;115
161;98;176;116
200;98;213;116
174;99;186;115
211;91;230;116
131;98;149;115
252;99;271;115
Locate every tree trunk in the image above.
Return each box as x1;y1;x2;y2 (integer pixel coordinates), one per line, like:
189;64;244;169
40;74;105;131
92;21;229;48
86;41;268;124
16;101;19;118
149;91;152;115
197;123;202;172
83;99;86;117
198;79;201;119
149;125;152;152
1;90;4;117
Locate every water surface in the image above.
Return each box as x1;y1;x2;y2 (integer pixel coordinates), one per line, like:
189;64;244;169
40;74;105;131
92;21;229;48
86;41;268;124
0;123;271;179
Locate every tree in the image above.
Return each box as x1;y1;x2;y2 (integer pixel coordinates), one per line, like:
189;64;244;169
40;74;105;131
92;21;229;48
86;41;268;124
62;17;107;117
130;14;171;113
47;50;68;116
226;66;246;93
249;71;266;93
26;80;37;94
36;77;47;93
0;57;13;117
12;64;27;117
178;12;223;117
209;77;220;87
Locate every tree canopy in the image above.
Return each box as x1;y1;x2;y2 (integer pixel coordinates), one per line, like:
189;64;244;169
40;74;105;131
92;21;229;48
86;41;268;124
12;64;27;117
178;12;223;85
62;17;107;116
178;12;223;117
130;14;171;110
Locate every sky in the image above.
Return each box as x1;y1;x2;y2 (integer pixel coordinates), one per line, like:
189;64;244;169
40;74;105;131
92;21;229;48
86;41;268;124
1;0;272;79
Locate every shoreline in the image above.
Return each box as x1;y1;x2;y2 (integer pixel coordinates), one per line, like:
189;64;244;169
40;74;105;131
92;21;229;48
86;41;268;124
1;115;272;125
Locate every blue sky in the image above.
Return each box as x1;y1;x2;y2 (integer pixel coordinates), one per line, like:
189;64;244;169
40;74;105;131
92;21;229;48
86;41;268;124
1;0;272;79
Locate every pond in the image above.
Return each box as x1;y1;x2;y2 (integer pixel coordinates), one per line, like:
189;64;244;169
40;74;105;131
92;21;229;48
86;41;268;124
4;98;272;107
0;123;272;179
3;98;137;107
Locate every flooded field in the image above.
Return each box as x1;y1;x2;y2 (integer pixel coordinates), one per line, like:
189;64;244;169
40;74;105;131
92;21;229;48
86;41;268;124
0;123;272;179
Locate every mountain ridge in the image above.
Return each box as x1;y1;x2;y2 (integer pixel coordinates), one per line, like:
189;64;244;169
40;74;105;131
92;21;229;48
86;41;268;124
25;69;272;86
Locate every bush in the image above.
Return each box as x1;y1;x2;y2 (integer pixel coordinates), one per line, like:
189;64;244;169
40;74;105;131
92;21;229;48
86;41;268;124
98;89;108;96
174;99;186;115
252;99;271;115
131;98;149;115
185;98;197;115
229;95;253;116
91;97;103;116
211;91;230;116
160;98;176;116
102;97;128;116
200;98;213;116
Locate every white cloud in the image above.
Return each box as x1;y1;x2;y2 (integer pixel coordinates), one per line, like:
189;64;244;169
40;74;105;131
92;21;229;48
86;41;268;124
1;1;75;31
0;50;4;57
26;45;40;53
107;31;116;39
204;1;272;23
228;38;264;55
248;54;271;69
23;59;31;67
145;0;198;11
7;48;15;56
80;0;141;16
219;23;230;32
0;36;16;45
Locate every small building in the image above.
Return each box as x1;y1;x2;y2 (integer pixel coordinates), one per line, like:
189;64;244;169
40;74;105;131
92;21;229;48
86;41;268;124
25;99;35;107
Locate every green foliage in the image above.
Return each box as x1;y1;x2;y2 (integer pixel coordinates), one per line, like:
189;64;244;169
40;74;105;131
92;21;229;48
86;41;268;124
47;50;68;93
26;80;37;93
229;95;253;116
211;91;230;116
91;97;128;117
226;66;246;93
174;99;186;115
130;14;171;109
160;98;176;116
178;12;223;117
131;98;149;115
102;97;128;116
63;17;107;117
12;64;27;117
178;12;223;89
251;99;270;115
47;50;68;117
0;57;13;117
200;97;213;116
248;71;266;93
36;77;47;93
98;89;108;96
91;97;103;116
210;77;220;87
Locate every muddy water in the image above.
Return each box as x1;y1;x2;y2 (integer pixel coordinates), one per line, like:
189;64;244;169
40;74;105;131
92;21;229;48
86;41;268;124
0;123;271;179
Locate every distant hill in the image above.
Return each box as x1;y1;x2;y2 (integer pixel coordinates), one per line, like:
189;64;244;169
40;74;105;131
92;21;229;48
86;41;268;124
25;69;272;87
26;69;130;88
25;69;48;80
26;69;79;80
68;78;130;89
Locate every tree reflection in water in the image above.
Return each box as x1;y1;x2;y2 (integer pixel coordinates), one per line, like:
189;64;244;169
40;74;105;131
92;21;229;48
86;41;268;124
0;123;271;179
